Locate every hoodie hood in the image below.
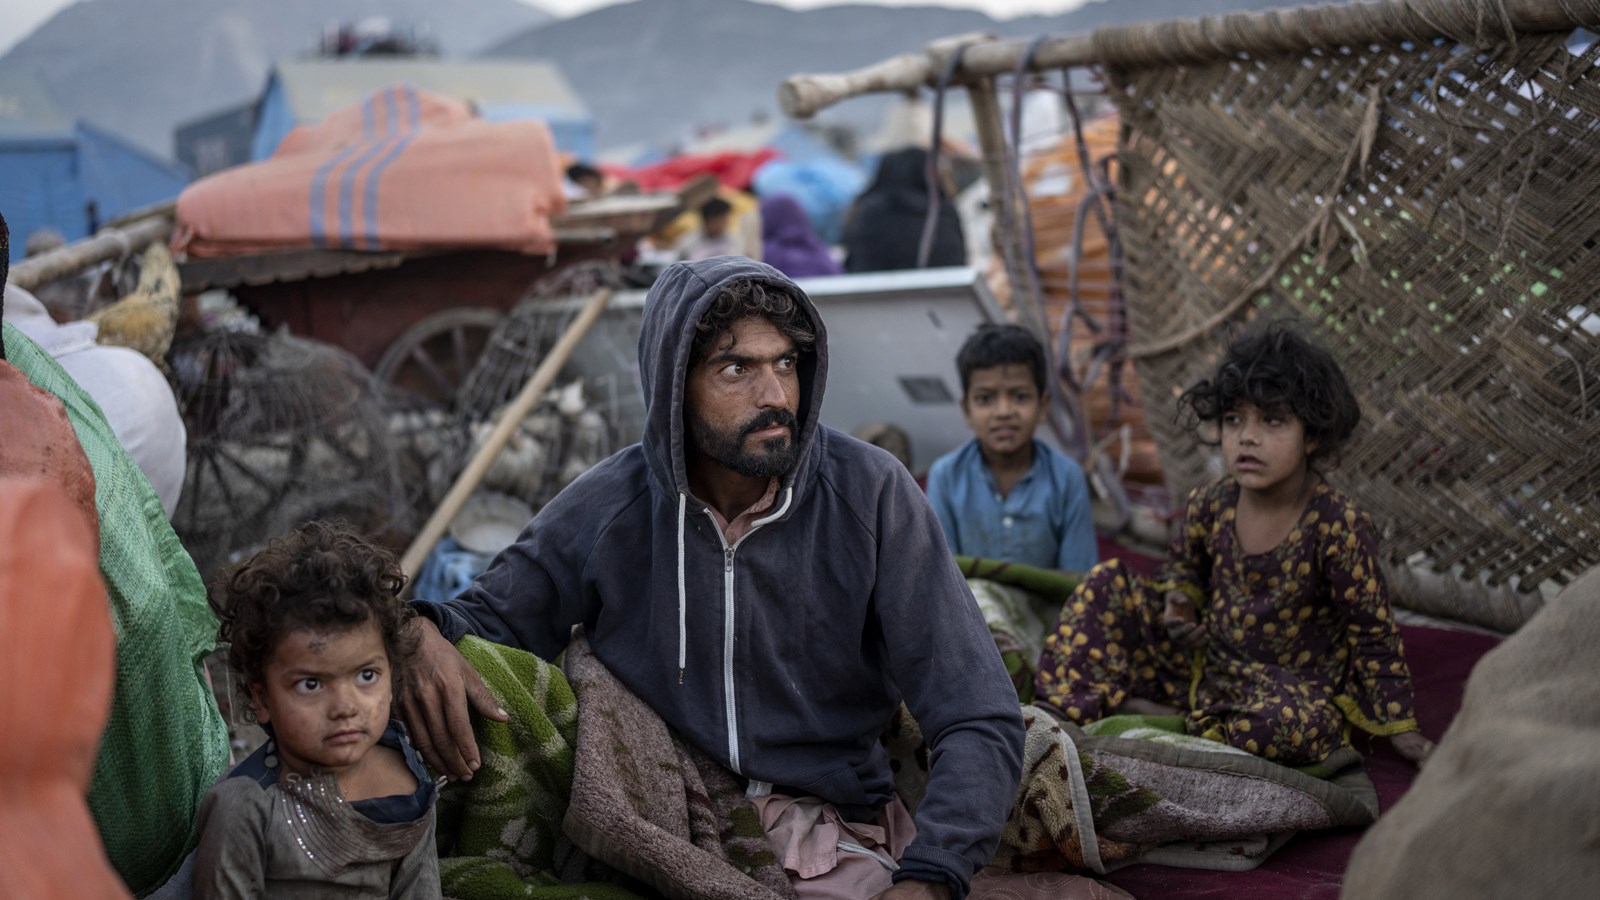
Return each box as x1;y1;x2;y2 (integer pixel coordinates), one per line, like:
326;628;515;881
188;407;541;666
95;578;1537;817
637;255;829;502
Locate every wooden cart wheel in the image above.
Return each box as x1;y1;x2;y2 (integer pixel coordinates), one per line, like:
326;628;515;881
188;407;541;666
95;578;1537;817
374;307;504;411
168;329;346;577
374;307;507;517
168;331;297;530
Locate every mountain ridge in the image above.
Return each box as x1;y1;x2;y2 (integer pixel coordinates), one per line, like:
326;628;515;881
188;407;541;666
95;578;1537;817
0;0;553;158
0;0;1341;161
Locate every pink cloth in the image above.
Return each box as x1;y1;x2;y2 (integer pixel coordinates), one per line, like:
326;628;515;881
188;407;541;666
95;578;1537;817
0;479;130;900
704;477;780;544
752;793;1134;899
752;793;916;899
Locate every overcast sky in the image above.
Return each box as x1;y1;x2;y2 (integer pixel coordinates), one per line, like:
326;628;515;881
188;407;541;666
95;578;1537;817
0;0;1091;57
534;0;1087;13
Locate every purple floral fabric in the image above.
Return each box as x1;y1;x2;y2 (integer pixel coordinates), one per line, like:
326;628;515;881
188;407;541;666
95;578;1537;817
1035;479;1419;766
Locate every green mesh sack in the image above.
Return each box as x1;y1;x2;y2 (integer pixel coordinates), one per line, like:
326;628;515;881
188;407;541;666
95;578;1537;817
4;324;229;895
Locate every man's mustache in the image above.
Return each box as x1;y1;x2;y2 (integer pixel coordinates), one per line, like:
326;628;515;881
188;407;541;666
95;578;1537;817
740;409;797;440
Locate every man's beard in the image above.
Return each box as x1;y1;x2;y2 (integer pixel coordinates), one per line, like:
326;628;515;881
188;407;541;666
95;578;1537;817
689;408;800;478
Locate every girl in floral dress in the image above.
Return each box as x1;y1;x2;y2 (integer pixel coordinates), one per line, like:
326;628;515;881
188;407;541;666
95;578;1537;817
1035;324;1434;767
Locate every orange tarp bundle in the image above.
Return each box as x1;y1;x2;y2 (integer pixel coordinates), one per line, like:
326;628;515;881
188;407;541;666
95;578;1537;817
173;85;567;257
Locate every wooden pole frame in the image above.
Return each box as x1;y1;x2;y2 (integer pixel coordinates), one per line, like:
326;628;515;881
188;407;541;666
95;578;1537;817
399;288;614;584
779;0;1600;119
8;214;173;293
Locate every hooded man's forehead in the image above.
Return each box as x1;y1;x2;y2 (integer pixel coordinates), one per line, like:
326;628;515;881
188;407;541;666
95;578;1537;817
696;313;804;359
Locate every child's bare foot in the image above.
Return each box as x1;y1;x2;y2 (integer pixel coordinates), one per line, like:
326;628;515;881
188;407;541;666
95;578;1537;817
1391;731;1435;767
1119;697;1181;717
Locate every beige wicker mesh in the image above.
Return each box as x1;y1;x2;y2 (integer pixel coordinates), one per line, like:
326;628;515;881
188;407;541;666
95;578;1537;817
1096;2;1600;623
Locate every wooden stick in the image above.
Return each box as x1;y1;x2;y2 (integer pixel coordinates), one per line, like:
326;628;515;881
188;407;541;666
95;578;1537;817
104;200;177;231
779;0;1599;118
780;53;931;121
8;215;173;292
399;288;613;584
967;78;1016;274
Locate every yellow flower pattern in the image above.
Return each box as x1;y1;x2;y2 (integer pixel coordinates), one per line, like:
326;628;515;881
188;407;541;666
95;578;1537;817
1034;478;1418;766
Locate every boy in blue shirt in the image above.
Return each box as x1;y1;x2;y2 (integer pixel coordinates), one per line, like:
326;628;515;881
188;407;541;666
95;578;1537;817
927;323;1098;572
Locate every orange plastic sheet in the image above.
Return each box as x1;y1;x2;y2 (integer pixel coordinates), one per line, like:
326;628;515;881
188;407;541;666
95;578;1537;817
0;478;128;900
174;85;567;257
0;358;97;541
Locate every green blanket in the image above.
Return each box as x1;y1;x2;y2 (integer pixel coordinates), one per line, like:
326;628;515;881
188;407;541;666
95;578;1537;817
439;634;790;899
436;636;638;899
5;324;229;896
955;556;1081;702
1083;714;1338;779
955;556;1083;604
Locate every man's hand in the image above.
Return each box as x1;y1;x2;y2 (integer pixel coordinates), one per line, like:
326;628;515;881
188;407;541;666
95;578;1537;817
399;617;509;780
1391;730;1435;768
1161;591;1206;646
871;879;951;900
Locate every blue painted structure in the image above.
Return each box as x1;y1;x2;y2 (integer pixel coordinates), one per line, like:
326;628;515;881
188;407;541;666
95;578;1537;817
1;73;188;262
249;78;298;162
175;102;257;178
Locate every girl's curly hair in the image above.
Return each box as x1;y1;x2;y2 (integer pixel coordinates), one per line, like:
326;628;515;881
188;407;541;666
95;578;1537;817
1177;322;1362;467
211;521;418;721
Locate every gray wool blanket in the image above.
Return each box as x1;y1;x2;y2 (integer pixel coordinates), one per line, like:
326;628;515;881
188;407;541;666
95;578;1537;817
560;632;797;900
886;707;1378;875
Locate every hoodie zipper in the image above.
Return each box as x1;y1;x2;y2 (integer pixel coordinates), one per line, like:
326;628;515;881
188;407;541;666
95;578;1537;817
698;487;793;776
701;513;745;773
721;541;738;771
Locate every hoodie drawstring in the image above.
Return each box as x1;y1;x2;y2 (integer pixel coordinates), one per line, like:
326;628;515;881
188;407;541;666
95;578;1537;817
677;491;687;684
755;487;794;532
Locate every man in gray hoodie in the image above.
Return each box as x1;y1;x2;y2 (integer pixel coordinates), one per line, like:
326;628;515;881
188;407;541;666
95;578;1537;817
406;256;1023;899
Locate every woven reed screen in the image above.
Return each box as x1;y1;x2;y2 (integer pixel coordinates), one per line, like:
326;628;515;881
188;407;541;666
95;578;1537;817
1097;5;1600;608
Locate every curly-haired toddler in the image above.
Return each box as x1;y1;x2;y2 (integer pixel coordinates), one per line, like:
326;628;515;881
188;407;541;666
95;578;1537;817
193;521;438;898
